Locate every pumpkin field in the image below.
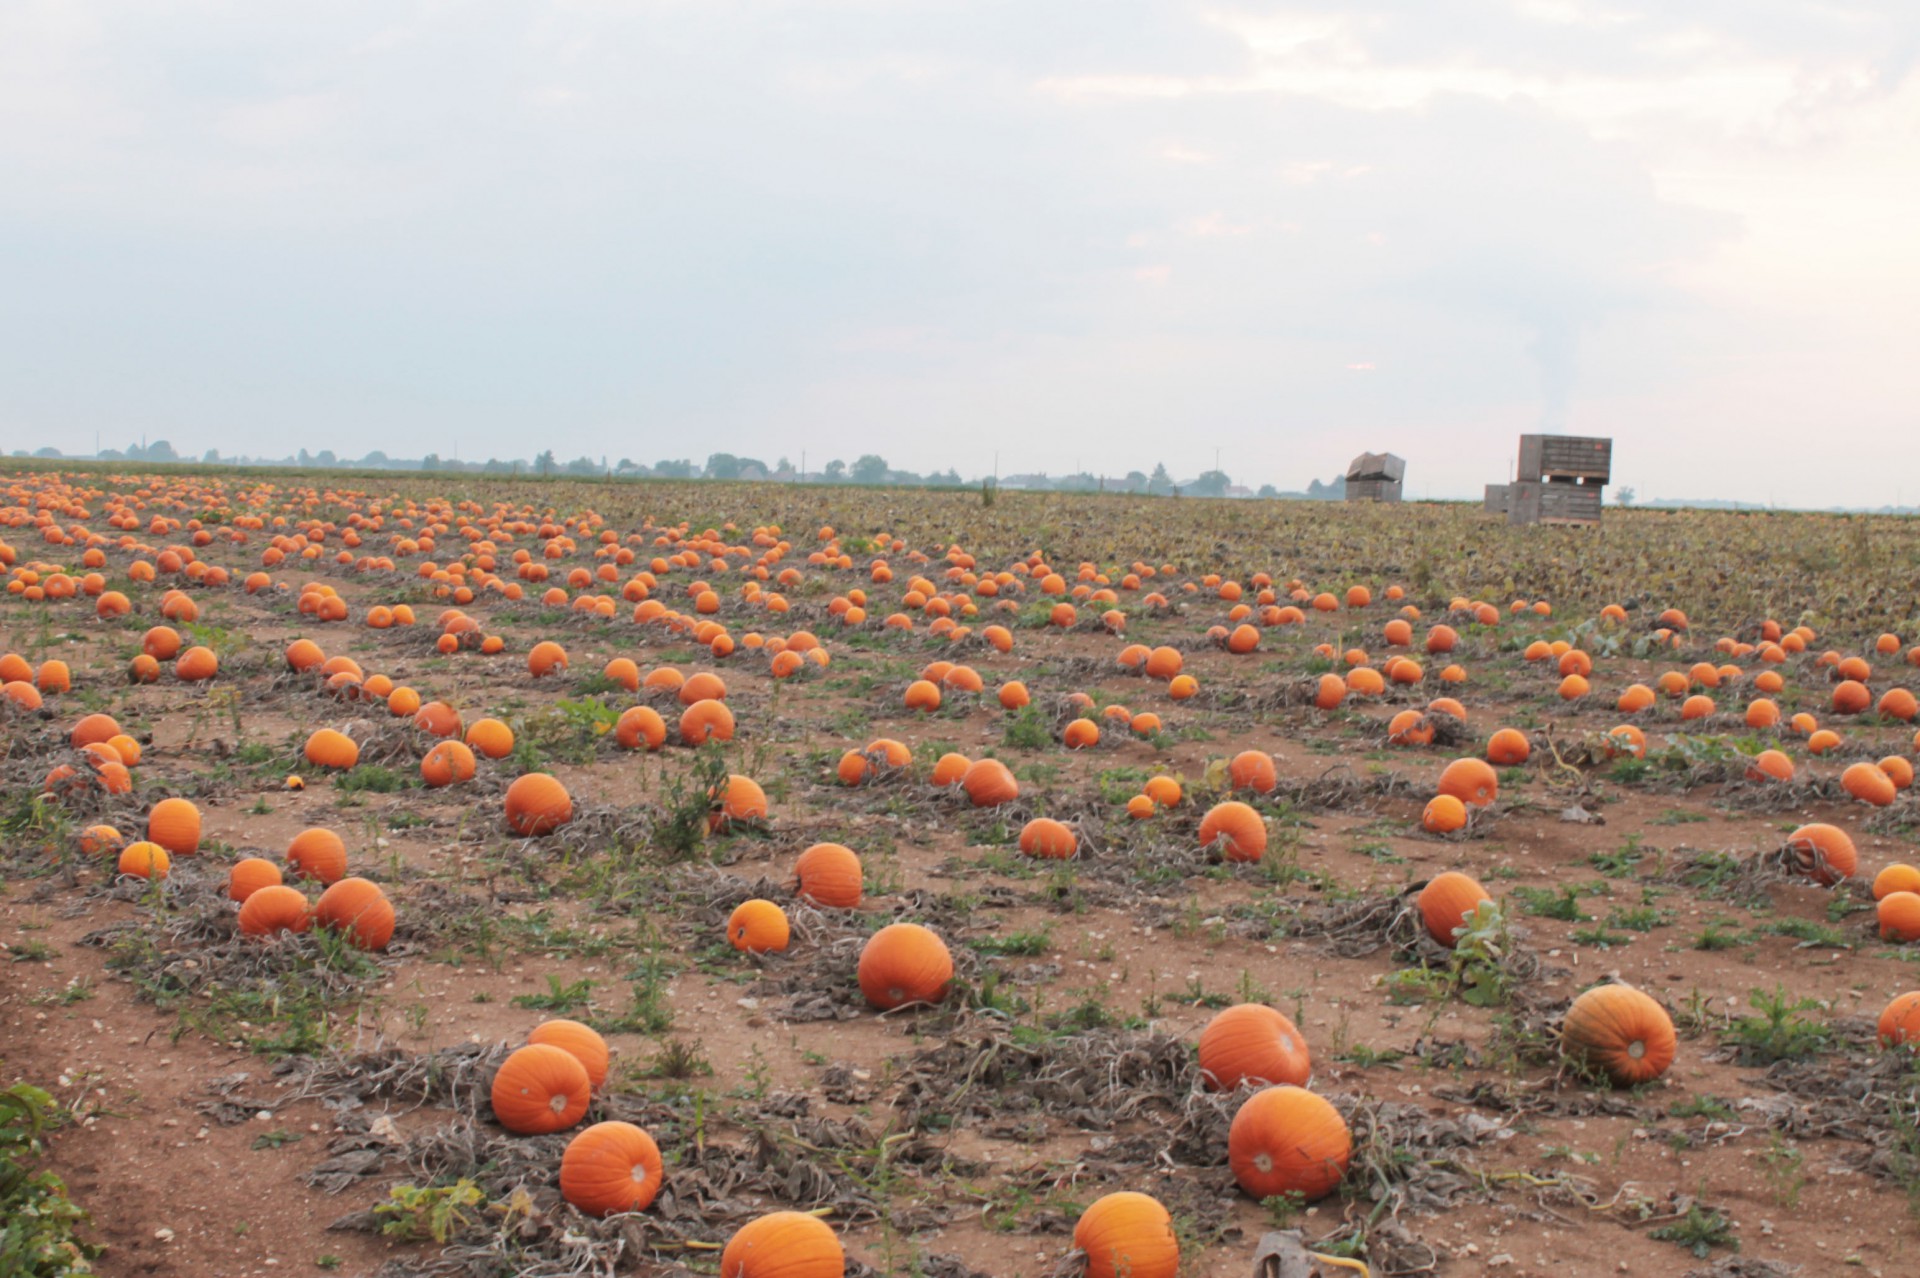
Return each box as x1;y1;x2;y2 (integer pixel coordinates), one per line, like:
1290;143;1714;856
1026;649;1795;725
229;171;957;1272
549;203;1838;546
9;466;1920;1278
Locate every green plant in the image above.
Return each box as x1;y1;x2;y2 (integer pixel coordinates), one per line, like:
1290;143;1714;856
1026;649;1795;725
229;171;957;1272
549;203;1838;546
1721;985;1833;1065
0;1082;103;1275
1449;900;1515;1007
1511;885;1589;921
374;1180;487;1244
1649;1200;1736;1258
510;975;596;1014
1001;705;1052;751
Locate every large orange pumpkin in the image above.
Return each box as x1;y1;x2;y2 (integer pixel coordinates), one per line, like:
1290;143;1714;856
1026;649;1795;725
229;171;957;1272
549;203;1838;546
146;797;201;856
1560;984;1676;1086
794;843;863;908
1784;823;1857;885
1436;757;1499;807
1418;871;1490;947
286;827;348;884
1198;801;1266;862
719;1211;843;1278
727;899;792;953
1018;817;1077;859
1198;1004;1311;1091
529;1019;611;1089
491;1043;591;1135
1227;1085;1351;1202
560;1121;662;1216
314;877;395;950
1072;1191;1178;1278
857;923;953;1011
1878;991;1920;1048
1227;750;1277;794
961;758;1019;807
505;773;574;836
238;884;311;938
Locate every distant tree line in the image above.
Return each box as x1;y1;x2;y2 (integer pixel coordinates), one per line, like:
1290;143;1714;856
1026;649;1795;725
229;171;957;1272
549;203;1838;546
11;441;1350;500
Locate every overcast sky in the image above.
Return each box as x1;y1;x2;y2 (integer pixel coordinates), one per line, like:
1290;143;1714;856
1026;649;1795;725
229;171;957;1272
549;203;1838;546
3;2;1917;505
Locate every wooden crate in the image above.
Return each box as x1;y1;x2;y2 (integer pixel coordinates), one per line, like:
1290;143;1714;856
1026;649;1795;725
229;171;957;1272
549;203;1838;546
1345;479;1402;503
1346;452;1406;483
1508;480;1603;525
1517;434;1611;483
1483;484;1511;514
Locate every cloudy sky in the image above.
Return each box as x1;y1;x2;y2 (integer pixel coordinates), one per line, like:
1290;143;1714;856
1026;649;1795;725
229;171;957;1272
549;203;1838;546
3;2;1917;505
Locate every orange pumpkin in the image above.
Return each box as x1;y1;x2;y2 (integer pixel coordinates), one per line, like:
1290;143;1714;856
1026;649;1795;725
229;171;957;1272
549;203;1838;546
794;843;863;908
1485;728;1530;766
1878;991;1920;1048
857;923;953;1010
1018;817;1077;859
1418;871;1490;946
719;1211;843;1278
303;728;360;770
1561;984;1676;1086
1198;800;1266;862
146;797;201;856
1198;1004;1311;1091
1227;1085;1350;1202
679;699;736;746
117;841;171;879
1879;892;1920;942
528;1019;611;1089
421;739;478;787
615;706;668;750
314;877;395;950
709;774;768;831
1842;761;1897;807
961;758;1019;808
505;773;574;836
1436;757;1498;807
1227;750;1277;794
286;827;348;884
1874;864;1920;900
1784;823;1857;885
560;1121;662;1216
464;718;515;759
1072;1191;1178;1278
228;856;284;903
1422;793;1468;834
727;899;792;953
490;1043;591;1135
237;884;311;937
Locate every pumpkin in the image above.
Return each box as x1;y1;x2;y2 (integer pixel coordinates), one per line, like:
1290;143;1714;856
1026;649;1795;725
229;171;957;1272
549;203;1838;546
1879;688;1919;721
1879;892;1920;942
1227;1085;1350;1202
1072;1191;1178;1278
560;1121;662;1216
1874;864;1920;900
1878;991;1920;1048
421;740;478;787
728;899;792;953
1198;1003;1311;1091
679;671;727;704
1842;762;1897;807
1144;646;1183;679
238;884;311;937
70;713;120;748
118;841;171;879
228;857;283;902
1832;679;1872;715
1485;729;1529;766
1616;683;1656;713
857;923;953;1010
174;646;219;682
680;699;736;746
465;718;516;759
78;824;124;856
1784;823;1857;885
413;700;463;738
1745;749;1793;782
1227;750;1277;793
1436;757;1498;807
490;1043;591;1135
286;827;348;884
314;877;395;950
997;681;1030;710
709;774;767;831
1561;983;1676;1086
1144;775;1182;807
505;773;574;836
903;679;942;711
528;1019;611;1089
302;728;359;770
615;706;668;750
286;639;326;672
1018;817;1077;859
146;797;201;856
1387;710;1434;746
528;640;570;677
930;753;972;786
794;843;863;908
1198;800;1266;862
961;758;1019;807
719;1211;843;1278
1421;794;1467;834
1418;871;1490;946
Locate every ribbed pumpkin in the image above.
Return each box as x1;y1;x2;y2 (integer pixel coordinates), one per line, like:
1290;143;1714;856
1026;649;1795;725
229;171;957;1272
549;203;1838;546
719;1211;843;1278
146;797;201;856
174;646;219;682
1874;864;1920;900
529;1019;611;1089
1072;1191;1179;1278
413;701;463;738
78;824;124;856
679;699;736;746
228;856;283;903
421;739;477;787
464;718;516;760
1437;757;1499;807
1227;750;1278;794
314;877;395;950
560;1121;662;1215
1018;817;1077;860
961;758;1019;807
528;640;570;677
286;827;348;884
1561;984;1676;1086
930;752;972;786
505;773;574;836
1198;1004;1311;1091
1784;823;1857;885
1878;991;1920;1048
1198;801;1266;862
794;843;863;908
1842;761;1898;807
708;774;768;831
70;713;120;748
615;705;668;750
857;923;953;1011
1879;892;1920;942
1485;728;1530;765
1227;1085;1351;1202
1422;794;1468;834
238;884;311;937
1418;871;1490;947
728;899;792;953
304;728;360;770
118;841;171;879
491;1043;591;1135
